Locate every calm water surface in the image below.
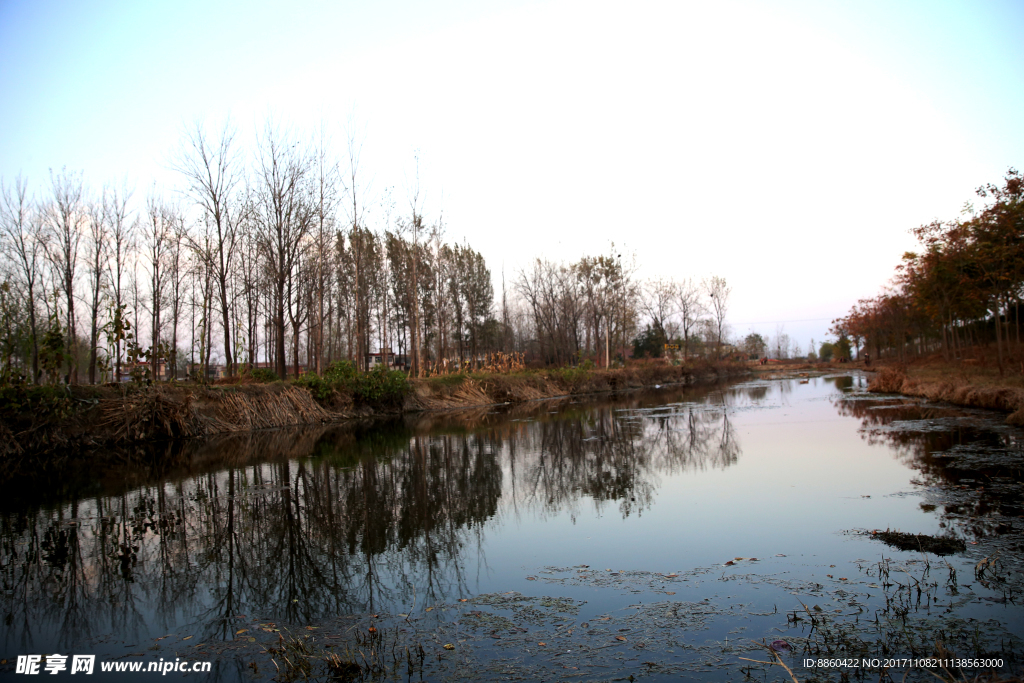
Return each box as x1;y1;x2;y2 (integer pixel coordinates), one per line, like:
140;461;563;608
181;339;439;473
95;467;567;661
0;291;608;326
2;374;1022;681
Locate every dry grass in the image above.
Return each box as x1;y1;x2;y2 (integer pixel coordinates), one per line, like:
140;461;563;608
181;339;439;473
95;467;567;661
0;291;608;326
91;383;349;443
868;353;1024;425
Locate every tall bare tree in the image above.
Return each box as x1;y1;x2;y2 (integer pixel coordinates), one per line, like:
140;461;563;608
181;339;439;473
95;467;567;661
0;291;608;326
44;168;86;383
344;126;369;371
310;124;340;373
253;122;313;379
704;276;731;359
144;194;172;374
673;277;705;358
84;197;108;383
405;157;425;377
0;175;44;381
173;119;240;377
165;211;187;380
104;182;133;381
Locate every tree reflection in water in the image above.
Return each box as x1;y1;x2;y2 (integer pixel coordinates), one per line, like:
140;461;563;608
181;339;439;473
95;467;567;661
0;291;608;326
833;388;1024;537
0;384;747;654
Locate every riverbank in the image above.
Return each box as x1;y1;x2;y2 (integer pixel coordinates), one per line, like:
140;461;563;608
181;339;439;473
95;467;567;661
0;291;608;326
0;359;748;470
48;374;1015;683
866;356;1024;425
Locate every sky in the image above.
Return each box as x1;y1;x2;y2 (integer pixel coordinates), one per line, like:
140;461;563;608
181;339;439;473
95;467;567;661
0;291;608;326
2;0;1023;351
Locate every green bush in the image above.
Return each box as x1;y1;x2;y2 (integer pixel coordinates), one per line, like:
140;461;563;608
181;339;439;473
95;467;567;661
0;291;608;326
293;372;332;402
249;368;279;383
0;379;81;422
353;365;409;408
548;365;591;388
292;361;410;409
323;360;359;384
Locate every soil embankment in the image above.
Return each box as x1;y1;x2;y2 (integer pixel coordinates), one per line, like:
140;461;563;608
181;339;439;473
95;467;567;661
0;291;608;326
867;363;1024;425
0;360;748;468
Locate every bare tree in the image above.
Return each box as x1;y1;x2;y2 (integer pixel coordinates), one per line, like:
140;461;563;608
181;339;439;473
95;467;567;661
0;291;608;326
405;161;425;377
575;255;618;367
187;229;216;380
144;194;172;375
237;199;262;371
104;182;134;381
252;122;313;380
344;126;369;371
173;119;240;377
310;123;340;374
673;277;705;359
44;168;86;383
84;197;108;383
0;175;44;381
165;211;188;379
641;277;677;351
772;324;791;360
704;276;731;358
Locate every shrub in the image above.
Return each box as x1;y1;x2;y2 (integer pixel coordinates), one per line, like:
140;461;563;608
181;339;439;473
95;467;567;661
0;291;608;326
293;372;332;402
249;368;279;383
353;365;409;408
292;361;410;409
323;360;359;384
548;365;591;390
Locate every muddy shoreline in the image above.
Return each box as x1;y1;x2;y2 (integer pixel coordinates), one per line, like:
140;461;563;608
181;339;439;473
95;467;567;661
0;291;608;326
0;361;750;470
865;362;1024;426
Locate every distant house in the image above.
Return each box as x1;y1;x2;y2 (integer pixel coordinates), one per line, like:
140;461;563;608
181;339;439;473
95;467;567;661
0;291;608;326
244;361;308;377
120;359;170;382
367;348;410;372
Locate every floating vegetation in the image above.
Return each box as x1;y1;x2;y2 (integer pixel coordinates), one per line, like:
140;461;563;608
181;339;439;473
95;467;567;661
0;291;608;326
862;529;968;555
233;553;1022;682
262;625;400;682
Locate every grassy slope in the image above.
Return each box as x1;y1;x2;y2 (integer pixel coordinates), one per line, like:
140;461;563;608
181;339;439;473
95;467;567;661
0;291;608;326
866;352;1024;425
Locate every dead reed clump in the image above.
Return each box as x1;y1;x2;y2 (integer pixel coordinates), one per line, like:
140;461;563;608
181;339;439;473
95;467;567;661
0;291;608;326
870;362;1024;423
99;388;197;442
0;423;22;459
211;385;340;431
97;384;348;444
868;366;909;393
408;376;495;410
477;373;552;403
968;387;1022;412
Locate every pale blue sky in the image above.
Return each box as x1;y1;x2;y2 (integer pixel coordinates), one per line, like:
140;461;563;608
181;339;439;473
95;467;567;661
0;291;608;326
2;0;1022;348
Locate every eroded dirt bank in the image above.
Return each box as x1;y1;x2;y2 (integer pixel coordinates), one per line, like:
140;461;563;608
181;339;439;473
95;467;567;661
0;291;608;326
868;365;1024;425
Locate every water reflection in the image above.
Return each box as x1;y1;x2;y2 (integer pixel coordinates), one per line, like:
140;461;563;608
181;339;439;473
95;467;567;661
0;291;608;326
1;384;750;656
834;391;1024;528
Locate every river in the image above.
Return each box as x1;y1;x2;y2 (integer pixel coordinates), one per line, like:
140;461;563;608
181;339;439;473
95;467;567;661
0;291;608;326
2;373;1021;681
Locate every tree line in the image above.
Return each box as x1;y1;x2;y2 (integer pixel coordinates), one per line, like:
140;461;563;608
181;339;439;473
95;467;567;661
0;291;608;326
833;168;1022;373
0;119;738;385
